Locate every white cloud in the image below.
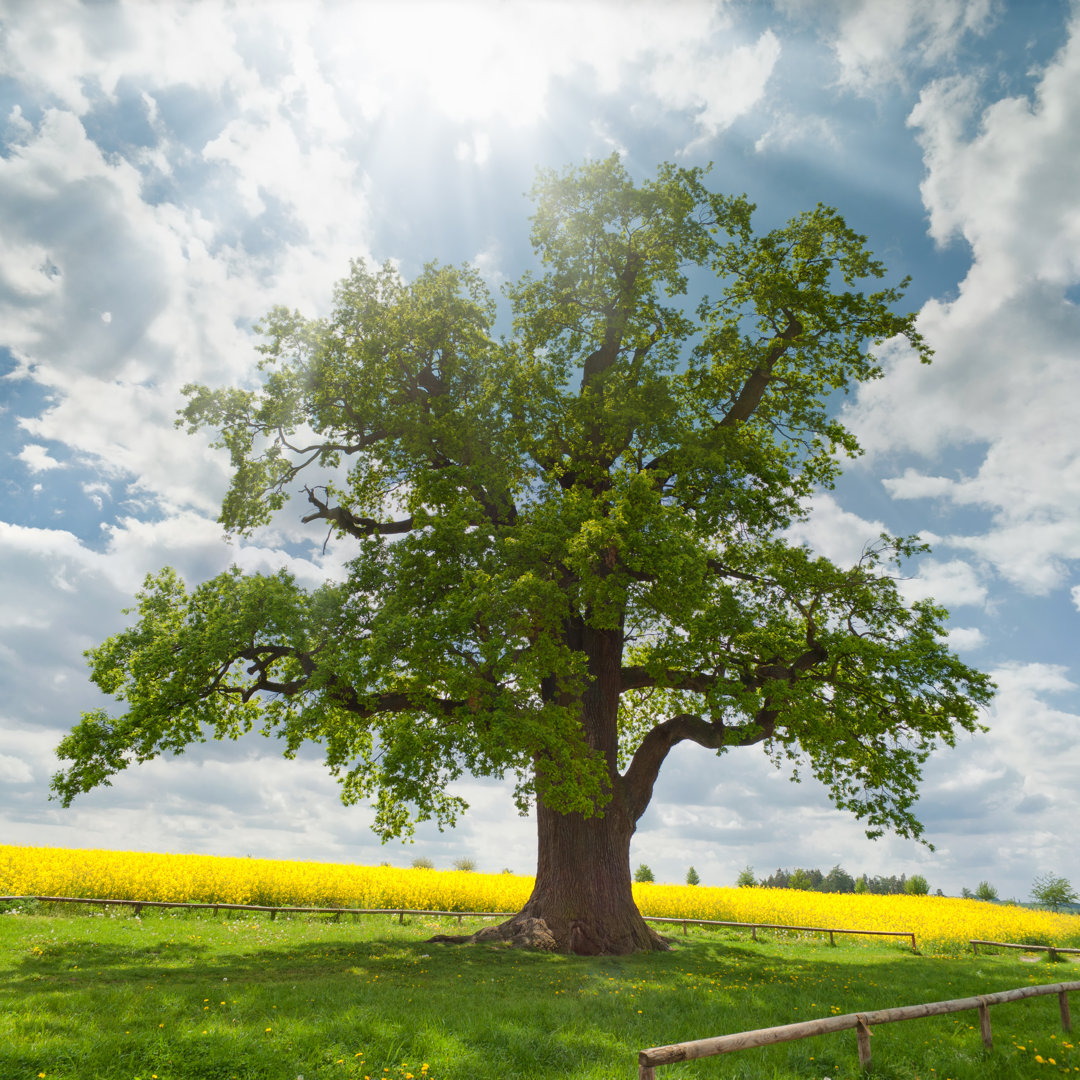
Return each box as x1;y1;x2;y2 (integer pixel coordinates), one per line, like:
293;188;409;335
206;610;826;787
791;0;999;92
0;753;33;784
899;558;988;608
649;29;782;144
16;444;64;473
945;625;986;650
785;493;887;566
454;132;492;166
847;12;1080;594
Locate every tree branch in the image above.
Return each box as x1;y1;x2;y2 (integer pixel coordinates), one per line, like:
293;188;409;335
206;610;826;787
719;310;803;427
300;487;413;540
621;705;778;822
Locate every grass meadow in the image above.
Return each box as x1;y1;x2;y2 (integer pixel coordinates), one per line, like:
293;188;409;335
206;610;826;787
2;901;1079;1080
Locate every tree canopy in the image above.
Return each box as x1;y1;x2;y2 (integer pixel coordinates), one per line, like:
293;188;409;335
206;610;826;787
52;157;993;952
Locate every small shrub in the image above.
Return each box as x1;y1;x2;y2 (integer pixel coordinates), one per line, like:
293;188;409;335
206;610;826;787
634;863;655;883
975;880;998;901
904;874;930;895
452;857;477;872
411;857;435;869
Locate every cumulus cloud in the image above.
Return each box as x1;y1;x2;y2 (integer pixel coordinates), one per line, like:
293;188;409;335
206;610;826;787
16;444;64;472
780;0;998;92
846;11;1080;594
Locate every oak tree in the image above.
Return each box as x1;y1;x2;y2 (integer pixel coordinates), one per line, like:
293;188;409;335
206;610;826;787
52;157;993;954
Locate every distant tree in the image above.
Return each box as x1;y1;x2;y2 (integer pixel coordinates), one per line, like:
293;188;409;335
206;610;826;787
904;874;930;895
452;857;477;872
411;856;435;869
634;864;655;884
822;864;855;894
736;865;757;888
686;866;701;886
501;868;514;874
934;888;944;897
961;886;973;899
1031;873;1078;912
789;868;813;891
975;880;998;901
51;156;994;955
854;875;868;895
762;868;790;889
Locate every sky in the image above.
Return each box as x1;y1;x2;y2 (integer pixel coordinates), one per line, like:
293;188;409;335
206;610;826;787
1;0;1078;903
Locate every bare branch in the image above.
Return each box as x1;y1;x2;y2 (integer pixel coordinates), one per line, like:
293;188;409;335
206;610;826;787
300;486;413;540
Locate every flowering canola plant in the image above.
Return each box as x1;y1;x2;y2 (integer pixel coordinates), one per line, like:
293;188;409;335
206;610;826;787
3;844;1078;956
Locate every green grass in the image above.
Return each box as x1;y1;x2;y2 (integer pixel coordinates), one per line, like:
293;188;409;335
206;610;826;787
1;902;1077;1080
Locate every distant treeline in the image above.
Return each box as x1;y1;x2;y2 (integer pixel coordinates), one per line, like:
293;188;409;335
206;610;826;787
751;865;934;896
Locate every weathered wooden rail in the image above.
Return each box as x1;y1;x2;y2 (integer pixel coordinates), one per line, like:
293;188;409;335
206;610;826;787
0;895;512;924
1;896;917;950
638;980;1080;1077
971;938;1080;962
643;915;917;951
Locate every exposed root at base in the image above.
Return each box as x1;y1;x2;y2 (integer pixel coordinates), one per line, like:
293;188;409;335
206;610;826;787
427;913;672;954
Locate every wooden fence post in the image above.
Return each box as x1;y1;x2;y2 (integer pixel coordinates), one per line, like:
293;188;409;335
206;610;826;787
1061;990;1072;1033
977;998;992;1049
856;1015;872;1070
829;930;835;947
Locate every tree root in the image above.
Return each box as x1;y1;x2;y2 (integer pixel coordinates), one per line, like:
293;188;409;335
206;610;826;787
427;912;671;954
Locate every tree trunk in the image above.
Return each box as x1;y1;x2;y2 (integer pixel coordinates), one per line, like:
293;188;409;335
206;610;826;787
430;621;668;954
431;796;669;955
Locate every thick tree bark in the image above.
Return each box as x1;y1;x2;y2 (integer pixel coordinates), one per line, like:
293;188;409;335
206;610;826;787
432;795;669;954
429;619;669;954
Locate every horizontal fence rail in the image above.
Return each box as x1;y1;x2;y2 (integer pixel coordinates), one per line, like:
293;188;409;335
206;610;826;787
1;896;918;949
971;938;1080;961
638;980;1080;1077
0;895;513;924
1;896;916;949
642;915;917;951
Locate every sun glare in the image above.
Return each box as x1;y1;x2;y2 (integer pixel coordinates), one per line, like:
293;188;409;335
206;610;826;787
325;1;557;128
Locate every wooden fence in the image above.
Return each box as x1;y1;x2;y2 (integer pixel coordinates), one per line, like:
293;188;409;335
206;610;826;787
638;979;1080;1077
0;896;916;949
971;938;1080;962
0;895;511;924
635;980;1075;1071
643;915;917;951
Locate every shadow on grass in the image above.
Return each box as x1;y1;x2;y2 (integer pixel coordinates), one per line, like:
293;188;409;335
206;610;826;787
1;918;1072;1079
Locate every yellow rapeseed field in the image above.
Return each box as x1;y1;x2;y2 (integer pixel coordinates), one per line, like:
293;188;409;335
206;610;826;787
3;844;1078;956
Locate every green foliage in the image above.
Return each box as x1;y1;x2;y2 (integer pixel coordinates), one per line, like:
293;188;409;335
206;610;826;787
53;156;993;856
634;863;655;883
452;857;477;873
823;864;855;894
1031;873;1077;912
737;865;757;888
904;874;930;895
975;881;999;901
788;868;814;891
854;876;868;895
410;857;435;869
686;865;700;886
